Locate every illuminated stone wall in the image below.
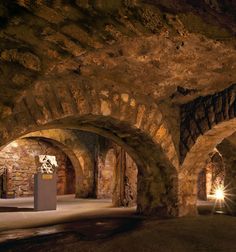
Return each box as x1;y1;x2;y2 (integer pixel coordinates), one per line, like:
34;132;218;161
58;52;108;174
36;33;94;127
96;136;138;207
197;151;224;200
0;138;75;197
0;133;137;205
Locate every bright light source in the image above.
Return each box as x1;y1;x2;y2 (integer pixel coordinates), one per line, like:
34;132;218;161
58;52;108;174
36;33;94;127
215;187;224;200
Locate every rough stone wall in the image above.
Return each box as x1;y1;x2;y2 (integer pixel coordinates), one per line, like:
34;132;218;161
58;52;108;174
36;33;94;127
0;138;75;197
197;169;207;200
95;136;137;206
207;152;224;192
1;0;236;119
0;132;137;203
74;131;99;197
197;151;224;199
180;84;236;162
1;0;236;218
124;152;138;206
217;140;236;214
178;113;236;217
25;129;96;198
0;68;181;216
57;157;75;195
97;148;116;199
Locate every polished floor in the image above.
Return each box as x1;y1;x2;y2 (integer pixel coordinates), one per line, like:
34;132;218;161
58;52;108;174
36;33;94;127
0;195;135;232
0;197;235;252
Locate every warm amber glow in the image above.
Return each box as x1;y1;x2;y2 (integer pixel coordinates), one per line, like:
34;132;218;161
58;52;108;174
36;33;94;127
214;187;225;200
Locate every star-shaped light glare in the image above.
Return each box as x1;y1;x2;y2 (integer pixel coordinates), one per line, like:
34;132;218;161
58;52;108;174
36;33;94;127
215;187;225;200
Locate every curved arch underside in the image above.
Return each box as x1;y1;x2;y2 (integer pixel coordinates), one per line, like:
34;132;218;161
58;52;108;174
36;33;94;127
179;85;236;216
23;129;94;198
1;1;236;218
0;79;179;216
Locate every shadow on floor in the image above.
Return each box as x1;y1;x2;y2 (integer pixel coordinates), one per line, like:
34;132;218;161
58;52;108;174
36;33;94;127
0;207;34;212
197;201;228;216
198;206;213;215
0;216;143;251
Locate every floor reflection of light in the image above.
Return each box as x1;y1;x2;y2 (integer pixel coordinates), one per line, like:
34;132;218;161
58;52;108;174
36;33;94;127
212;185;225;214
96;222;106;226
210;184;236;215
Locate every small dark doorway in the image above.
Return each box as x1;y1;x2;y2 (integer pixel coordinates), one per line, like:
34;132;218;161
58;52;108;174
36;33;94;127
56;157;75;195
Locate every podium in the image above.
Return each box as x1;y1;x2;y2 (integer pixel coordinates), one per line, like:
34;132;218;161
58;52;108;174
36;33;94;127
34;173;57;211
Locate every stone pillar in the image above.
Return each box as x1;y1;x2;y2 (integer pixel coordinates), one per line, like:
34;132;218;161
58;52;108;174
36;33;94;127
94;137;178;216
112;147;137;207
112;147;126;206
178;172;198;216
136;171;178;216
197;169;207;200
206;164;213;196
123;152;137;207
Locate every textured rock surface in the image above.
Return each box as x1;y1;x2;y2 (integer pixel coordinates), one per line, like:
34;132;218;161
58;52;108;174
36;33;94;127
217;139;236;214
197;151;224;199
0;0;235;115
25;129;96;198
0;0;236;217
96;140;137;207
0;138;75;197
180;84;236;162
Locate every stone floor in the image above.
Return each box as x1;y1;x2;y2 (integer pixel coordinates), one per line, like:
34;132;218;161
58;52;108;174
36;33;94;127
0;195;136;232
1;196;233;252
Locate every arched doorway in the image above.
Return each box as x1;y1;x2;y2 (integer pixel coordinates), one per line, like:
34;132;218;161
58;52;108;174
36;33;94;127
0;78;179;217
0;138;76;198
197;150;225;201
56;152;75;196
179;84;236;216
97;145;138;208
196;150;225;214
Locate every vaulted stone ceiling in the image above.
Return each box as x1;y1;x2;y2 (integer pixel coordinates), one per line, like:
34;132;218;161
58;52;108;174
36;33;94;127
0;0;236;119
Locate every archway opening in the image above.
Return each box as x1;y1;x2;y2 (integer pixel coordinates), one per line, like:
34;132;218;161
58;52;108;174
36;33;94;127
179;118;236;217
0;126;142;223
0;126;145;232
0;138;76;199
0;111;178;219
96;144;138;208
196;150;225;215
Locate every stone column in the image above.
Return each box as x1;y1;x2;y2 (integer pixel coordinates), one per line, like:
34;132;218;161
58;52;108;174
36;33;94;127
206;163;213;196
178;172;198;216
112;147;137;207
112;146;126;207
197;169;207;200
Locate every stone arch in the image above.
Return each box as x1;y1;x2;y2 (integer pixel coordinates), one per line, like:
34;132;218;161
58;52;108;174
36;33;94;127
1;75;179;168
22;129;94;198
0;137;76;198
22;129;94;197
180;84;236;163
217;138;236;214
96;143;138;207
196;150;224;201
179;83;236;216
0;76;178;216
